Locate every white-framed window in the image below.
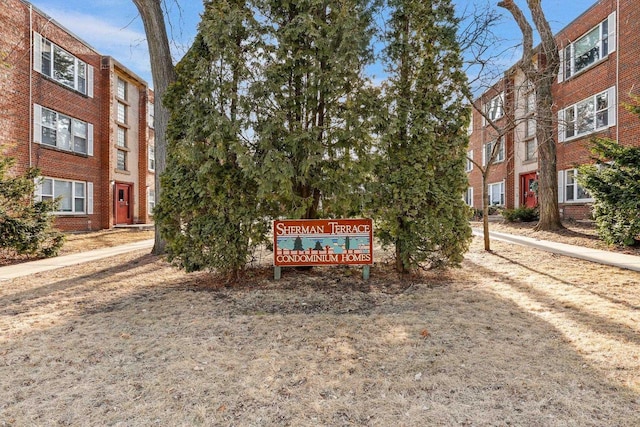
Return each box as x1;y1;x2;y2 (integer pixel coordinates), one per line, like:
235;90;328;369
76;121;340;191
465;150;473;172
117;126;126;147
558;169;592;203
558;87;615;142
33;104;93;156
148;189;156;213
560;13;616;81
483;137;504;166
33;32;93;96
35;177;93;214
117;149;127;171
147;101;155;129
148;145;156;171
464;187;473;207
117;102;127;124
117;77;127;100
485;92;504;122
488;181;505;206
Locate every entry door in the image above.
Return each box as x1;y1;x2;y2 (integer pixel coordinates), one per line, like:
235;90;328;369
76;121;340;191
521;173;538;208
115;183;132;224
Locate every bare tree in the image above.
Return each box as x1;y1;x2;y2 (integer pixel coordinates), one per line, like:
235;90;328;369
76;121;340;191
468;92;516;251
132;0;177;254
459;3;515;251
498;0;562;231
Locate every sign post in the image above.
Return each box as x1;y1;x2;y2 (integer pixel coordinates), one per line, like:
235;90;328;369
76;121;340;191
273;218;373;280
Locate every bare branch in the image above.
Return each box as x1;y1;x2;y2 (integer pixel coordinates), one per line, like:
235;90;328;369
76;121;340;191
498;0;533;77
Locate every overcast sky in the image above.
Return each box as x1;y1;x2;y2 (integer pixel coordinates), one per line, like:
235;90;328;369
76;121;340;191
29;0;596;88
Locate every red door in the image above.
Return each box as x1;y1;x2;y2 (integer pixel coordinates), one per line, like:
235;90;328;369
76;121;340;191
521;173;538;208
115;183;132;224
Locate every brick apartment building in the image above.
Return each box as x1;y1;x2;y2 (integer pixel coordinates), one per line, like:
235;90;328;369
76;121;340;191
0;0;155;232
467;0;640;220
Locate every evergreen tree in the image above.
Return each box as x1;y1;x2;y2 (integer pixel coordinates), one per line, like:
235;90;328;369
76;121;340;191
578;137;640;246
374;0;471;272
154;0;268;276
249;0;378;219
0;157;64;257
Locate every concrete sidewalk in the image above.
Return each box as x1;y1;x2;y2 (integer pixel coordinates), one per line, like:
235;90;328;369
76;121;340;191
0;239;154;281
472;229;640;273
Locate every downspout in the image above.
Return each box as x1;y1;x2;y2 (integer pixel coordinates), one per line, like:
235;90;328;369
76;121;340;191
616;0;620;144
29;5;33;168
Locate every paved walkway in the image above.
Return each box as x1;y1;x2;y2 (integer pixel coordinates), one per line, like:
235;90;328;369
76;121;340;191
0;239;154;281
472;229;640;272
1;231;639;281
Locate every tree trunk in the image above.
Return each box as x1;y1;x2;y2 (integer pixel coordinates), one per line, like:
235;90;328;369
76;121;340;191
533;77;563;231
395;217;408;274
498;0;562;232
482;175;491;251
132;0;177;254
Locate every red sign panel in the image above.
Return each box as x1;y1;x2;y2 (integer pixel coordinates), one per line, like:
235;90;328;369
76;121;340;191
274;219;373;267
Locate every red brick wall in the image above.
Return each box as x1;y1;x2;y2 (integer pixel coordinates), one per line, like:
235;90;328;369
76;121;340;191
1;0;153;231
467;82;512;210
467;0;638;221
0;0;107;231
0;0;33;171
99;57;114;228
617;0;640;149
554;0;618;172
137;86;149;223
551;0;640;220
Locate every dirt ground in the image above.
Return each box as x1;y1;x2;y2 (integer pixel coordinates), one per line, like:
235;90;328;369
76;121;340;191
1;223;639;426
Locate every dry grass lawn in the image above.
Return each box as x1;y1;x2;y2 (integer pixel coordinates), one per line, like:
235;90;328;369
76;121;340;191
0;229;154;267
1;226;639;426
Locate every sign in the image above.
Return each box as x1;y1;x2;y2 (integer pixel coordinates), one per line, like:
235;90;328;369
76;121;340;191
274;219;373;267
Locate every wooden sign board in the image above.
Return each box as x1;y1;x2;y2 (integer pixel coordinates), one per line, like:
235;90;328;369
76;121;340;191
273;219;373;267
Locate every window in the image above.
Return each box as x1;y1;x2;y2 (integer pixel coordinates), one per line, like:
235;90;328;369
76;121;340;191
117;78;127;100
558;169;592;203
117;102;127;124
148;190;156;212
485;93;504;122
524;88;535;115
488;181;505;206
117;149;127;171
147;101;155;129
525;117;536;138
561;13;615;81
559;87;615;141
148;145;156;171
524;117;536;161
525;139;537;161
117;127;127;148
464;187;473;207
33;105;92;155
483;138;504;166
36;177;91;214
33;32;92;96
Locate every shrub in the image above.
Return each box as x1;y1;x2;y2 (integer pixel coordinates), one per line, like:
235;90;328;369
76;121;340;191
578;137;640;246
0;157;64;257
501;207;539;222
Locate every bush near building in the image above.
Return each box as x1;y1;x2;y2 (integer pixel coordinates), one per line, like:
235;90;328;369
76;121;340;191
0;157;64;257
578;135;640;246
